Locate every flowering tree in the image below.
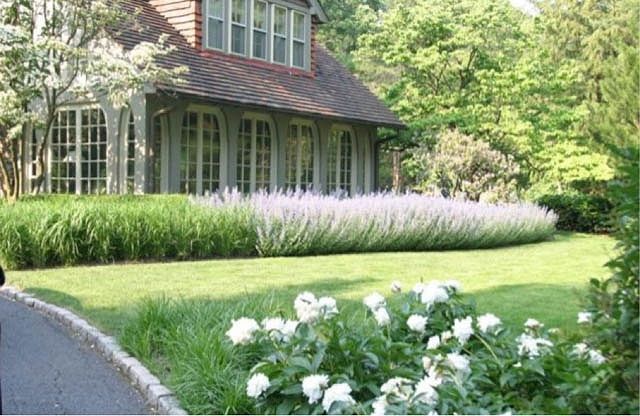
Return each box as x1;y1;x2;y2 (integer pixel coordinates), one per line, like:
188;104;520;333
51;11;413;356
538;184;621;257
407;129;520;202
0;0;185;201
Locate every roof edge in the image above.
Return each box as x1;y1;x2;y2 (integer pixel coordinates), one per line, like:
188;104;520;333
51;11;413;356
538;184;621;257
309;0;329;23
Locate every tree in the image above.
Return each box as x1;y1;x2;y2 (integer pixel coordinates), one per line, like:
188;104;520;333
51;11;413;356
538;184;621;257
0;0;184;201
355;0;615;197
316;0;386;68
407;129;519;202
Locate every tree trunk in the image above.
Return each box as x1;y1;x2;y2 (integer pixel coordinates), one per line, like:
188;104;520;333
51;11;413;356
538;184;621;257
392;149;404;192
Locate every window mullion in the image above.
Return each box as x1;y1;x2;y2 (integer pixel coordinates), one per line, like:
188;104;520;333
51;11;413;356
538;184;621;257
296;131;302;187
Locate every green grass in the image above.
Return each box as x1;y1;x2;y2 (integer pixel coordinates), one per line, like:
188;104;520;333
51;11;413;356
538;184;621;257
6;232;614;414
8;232;613;333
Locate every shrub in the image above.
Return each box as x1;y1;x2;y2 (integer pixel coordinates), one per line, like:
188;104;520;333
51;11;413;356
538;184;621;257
194;191;557;257
405;130;520;202
537;192;613;233
230;282;626;415
0;192;556;270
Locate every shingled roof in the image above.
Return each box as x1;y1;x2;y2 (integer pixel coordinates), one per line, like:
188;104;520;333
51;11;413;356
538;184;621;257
115;0;404;128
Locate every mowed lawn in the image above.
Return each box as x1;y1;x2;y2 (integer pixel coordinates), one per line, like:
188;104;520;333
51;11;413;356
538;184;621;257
7;232;613;335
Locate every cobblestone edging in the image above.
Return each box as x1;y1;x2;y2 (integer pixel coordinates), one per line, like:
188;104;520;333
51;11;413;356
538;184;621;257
0;286;188;415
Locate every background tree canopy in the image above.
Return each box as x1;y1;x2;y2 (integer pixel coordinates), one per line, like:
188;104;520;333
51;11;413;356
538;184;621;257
318;0;637;212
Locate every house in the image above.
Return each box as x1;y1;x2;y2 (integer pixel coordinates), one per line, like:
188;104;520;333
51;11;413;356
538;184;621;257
26;0;403;196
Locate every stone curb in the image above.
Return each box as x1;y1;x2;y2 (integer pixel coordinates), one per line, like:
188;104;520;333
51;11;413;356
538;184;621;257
0;286;188;415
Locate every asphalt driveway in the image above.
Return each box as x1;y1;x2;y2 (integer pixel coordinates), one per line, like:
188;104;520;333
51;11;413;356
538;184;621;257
0;296;149;415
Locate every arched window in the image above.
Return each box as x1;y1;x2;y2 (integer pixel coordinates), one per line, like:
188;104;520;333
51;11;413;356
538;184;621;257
327;127;355;195
285;121;315;191
180;107;223;194
50;107;107;194
237;115;272;193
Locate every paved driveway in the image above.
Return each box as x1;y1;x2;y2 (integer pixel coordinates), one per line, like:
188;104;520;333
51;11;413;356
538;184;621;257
0;297;149;415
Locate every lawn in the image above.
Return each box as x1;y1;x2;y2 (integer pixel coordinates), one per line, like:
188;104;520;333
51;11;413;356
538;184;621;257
6;232;615;413
7;232;613;334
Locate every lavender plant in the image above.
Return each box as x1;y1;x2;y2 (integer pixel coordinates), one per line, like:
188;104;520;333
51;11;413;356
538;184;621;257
193;190;557;257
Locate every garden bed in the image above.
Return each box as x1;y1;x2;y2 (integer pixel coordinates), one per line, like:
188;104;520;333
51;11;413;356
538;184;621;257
0;193;556;270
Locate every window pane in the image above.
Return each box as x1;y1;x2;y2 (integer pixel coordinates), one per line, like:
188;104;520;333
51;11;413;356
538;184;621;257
253;31;266;59
273;36;286;63
232;0;246;23
208;0;223;18
208;18;223;49
232;25;246;54
274;6;286;35
293;41;304;68
254;1;266;30
293;12;305;40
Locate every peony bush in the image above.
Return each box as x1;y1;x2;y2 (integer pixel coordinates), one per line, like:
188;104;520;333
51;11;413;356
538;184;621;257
193;190;557;257
227;281;618;415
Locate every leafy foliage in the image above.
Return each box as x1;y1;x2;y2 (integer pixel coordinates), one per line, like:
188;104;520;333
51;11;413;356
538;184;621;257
406;130;519;202
232;283;627;414
537;193;613;233
0;0;184;201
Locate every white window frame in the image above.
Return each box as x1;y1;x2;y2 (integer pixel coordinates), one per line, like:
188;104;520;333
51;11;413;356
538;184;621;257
119;107;137;194
180;105;227;195
206;0;225;50
271;4;288;65
327;125;357;196
251;0;268;60
290;10;306;69
48;104;109;195
229;0;248;56
285;119;317;191
236;112;276;193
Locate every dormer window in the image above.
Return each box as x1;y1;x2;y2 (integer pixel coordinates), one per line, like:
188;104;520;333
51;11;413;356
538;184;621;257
230;0;247;55
252;1;268;59
291;11;306;68
204;0;310;70
207;0;224;50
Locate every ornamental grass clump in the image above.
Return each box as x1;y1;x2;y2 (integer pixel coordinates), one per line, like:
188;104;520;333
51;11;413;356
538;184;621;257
228;281;618;415
193;190;557;257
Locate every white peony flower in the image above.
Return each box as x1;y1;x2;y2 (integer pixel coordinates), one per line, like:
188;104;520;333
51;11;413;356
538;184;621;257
588;349;606;366
374;307;391;326
281;320;299;341
413;375;439;405
318;296;339;318
371;396;387;415
420;282;449;306
390;281;402;293
226;318;260;345
517;333;553;357
322;383;355;413
246;373;270;398
452;316;474;344
364;292;386;311
577;311;593;324
302;374;330;404
440;330;453;342
477;313;502;333
426;335;441;350
573;342;589;356
294;292;321;324
407;314;428;333
262;317;286;341
446;352;470;373
524;318;543;329
380;377;411;395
